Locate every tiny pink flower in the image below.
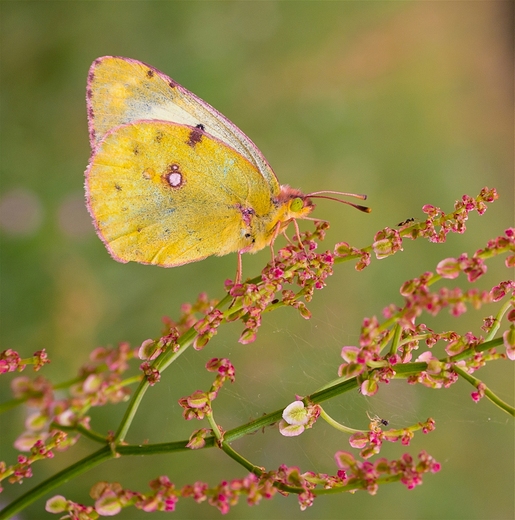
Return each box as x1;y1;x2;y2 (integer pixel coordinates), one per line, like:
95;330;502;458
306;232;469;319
0;349;23;373
360;379;378;396
82;373;102;393
278;419;305;437
340;346;360;363
138;339;158;360
491;281;514;301
45;495;68;513
502;326;515;360
186;428;211;449
14;432;47;452
95;490;122;516
334;450;356;470
140;362;160;385
372;237;396;259
436;258;460;279
349;432;369;449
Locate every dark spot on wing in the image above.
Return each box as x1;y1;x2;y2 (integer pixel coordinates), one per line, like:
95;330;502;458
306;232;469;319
155;131;163;143
186;126;203;147
115;184;122;191
146;69;154;78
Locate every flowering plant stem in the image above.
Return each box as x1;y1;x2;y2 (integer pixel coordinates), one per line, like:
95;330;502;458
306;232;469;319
1;187;513;517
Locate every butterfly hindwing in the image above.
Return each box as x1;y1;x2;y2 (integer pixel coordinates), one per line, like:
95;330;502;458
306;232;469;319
86;120;278;266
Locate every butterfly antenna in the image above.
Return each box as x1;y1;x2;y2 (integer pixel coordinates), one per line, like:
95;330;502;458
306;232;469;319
307;190;371;213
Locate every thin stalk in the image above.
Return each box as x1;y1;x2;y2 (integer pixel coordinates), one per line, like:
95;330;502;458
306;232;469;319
0;447;113;520
453;364;515;416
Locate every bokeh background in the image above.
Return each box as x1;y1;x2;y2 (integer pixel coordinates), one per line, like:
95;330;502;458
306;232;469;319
1;2;513;519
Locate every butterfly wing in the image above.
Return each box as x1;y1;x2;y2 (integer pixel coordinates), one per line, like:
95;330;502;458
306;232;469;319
85;121;277;266
87;56;279;192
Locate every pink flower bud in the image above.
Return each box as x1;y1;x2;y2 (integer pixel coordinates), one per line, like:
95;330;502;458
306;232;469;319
436;258;460;279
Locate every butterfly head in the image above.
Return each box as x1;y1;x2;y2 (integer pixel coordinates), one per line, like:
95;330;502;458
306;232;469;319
276;185;315;221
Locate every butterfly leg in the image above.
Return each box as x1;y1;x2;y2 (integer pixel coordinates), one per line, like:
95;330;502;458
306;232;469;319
280;218;306;251
235;251;243;285
291;218;304;248
268;221;284;267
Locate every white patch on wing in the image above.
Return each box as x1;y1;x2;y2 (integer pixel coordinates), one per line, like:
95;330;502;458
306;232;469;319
147;103;199;127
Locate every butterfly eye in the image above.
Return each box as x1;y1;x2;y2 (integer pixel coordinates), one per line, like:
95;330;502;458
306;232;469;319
290;197;304;213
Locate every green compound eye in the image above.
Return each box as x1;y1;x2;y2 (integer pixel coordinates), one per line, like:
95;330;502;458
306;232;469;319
290;197;304;212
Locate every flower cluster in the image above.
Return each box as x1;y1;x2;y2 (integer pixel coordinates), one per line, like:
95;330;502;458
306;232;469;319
348;418;436;459
138;329;180;361
335;188;499;269
193;309;224;349
336;226;514;402
2;188;512;519
335;450;441;494
139;361;161;386
46;448;442;518
0;349;49;374
338;342;395;396
145;293;223;352
333;241;371;270
224;221;335;344
419;187;497;240
0;430;70;491
179;358;235;424
0;342;140;493
46;472;273;517
167;292;221;335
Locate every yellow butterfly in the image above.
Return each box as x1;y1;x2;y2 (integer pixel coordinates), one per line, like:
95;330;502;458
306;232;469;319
85;56;368;281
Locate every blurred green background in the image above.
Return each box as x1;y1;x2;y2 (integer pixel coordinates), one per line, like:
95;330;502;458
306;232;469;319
1;1;513;519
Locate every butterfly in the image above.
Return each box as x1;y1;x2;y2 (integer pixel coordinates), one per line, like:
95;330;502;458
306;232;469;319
85;56;369;282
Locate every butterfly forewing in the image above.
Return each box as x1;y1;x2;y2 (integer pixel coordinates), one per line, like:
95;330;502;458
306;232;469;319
87;56;278;191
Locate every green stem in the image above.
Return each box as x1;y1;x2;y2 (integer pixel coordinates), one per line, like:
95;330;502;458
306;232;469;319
54;423;108;444
314;474;402;494
0;447;113;520
114;327;197;443
219;441;302;494
387;324;402;356
0;396;26;414
452;365;515;416
319;407;363;434
485;299;513;342
206;411;222;443
446;337;503;363
113;289;235;443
